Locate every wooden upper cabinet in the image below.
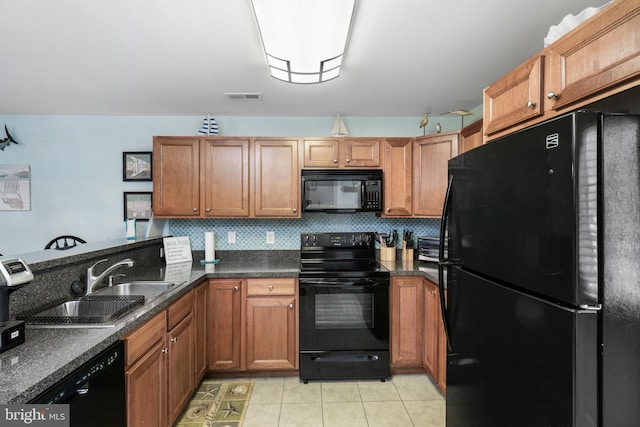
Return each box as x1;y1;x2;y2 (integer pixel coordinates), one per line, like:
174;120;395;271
382;138;412;216
153;137;200;217
483;55;544;136
341;138;381;167
201;138;250;217
302;138;381;168
547;0;640;111
483;0;640;141
459;120;483;154
413;132;459;217
253;138;300;217
303;139;340;167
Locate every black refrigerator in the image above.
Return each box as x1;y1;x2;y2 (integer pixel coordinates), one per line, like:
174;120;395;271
439;111;640;427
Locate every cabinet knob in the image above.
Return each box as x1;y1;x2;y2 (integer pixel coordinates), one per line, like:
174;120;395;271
162;348;168;353
205;208;211;212
268;285;274;291
386;208;391;213
333;159;338;163
293;208;298;213
289;303;294;309
171;337;178;343
547;91;558;100
345;158;351;163
431;290;437;295
192;208;198;212
526;100;537;109
234;286;239;291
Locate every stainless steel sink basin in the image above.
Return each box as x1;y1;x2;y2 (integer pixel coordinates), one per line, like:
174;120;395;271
18;295;145;326
93;281;176;301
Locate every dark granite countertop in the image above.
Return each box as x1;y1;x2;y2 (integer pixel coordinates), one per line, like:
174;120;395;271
0;249;438;404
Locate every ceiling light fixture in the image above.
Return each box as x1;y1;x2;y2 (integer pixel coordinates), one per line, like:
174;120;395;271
251;0;357;84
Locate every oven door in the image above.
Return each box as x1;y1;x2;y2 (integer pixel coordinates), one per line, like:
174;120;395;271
299;276;389;351
298;276;390;381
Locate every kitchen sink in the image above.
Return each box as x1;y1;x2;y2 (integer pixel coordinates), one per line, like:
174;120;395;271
18;295;145;327
92;281;177;301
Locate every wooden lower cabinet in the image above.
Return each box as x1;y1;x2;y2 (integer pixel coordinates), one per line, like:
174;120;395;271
390;276;424;367
423;279;447;393
167;310;195;425
208;279;243;371
124;289;201;427
194;282;208;382
125;312;167;427
208;278;298;372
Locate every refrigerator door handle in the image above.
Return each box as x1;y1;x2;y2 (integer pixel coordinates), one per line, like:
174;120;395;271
439;173;453;263
438;173;454;351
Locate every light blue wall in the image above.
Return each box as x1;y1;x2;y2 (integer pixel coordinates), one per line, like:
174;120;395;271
0;109;481;255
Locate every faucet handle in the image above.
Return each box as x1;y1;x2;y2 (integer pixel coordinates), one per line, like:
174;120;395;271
108;273;126;287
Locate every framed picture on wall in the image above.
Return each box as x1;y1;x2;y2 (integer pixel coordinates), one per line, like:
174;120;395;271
124;192;152;221
123;152;152;181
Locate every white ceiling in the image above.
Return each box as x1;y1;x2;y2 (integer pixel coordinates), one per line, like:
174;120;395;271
1;0;604;117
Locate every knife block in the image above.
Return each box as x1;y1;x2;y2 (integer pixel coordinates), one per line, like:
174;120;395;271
380;247;396;261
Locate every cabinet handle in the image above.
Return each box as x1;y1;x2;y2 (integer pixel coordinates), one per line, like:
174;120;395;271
234;286;239;291
268;285;274;291
171;337;178;343
547;91;558;100
289;303;294;309
526;100;537;109
333;159;338;163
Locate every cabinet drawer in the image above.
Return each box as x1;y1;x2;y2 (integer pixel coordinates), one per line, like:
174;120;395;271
124;311;166;368
167;291;194;330
246;278;296;296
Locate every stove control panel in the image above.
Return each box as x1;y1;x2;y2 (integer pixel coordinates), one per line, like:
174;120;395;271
301;232;374;248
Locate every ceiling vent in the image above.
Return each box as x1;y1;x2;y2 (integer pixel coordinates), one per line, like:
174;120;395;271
225;93;262;101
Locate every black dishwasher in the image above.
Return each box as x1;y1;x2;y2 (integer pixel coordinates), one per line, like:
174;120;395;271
30;340;126;427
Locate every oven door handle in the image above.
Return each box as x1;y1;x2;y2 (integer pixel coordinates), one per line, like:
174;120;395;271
299;280;383;287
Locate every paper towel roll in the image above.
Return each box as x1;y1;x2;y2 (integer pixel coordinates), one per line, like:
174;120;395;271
205;232;215;261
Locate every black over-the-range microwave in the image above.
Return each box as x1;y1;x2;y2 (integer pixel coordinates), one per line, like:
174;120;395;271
301;169;383;213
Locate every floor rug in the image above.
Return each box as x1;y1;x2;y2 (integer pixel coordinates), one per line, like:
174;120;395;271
174;380;254;427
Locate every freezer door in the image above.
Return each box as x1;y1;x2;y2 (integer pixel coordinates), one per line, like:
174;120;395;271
446;112;599;307
446;266;598;427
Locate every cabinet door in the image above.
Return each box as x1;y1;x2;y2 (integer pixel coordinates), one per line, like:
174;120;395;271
437;291;447;394
246;296;297;370
483;56;544;136
413;132;459;217
382;138;412;216
126;338;167;427
168;312;195;425
202;138;250;217
303;139;340;167
153;137;201;217
341;138;381;167
208;280;242;370
423;280;439;379
194;282;208;383
391;276;424;367
253;139;300;217
459;120;483;154
547;0;640;111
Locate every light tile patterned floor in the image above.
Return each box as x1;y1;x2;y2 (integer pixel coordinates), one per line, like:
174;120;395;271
242;374;445;427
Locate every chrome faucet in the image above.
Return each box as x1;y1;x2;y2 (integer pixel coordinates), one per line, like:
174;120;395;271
85;258;135;295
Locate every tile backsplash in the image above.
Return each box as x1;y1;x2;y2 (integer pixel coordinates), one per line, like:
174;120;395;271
170;213;440;250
